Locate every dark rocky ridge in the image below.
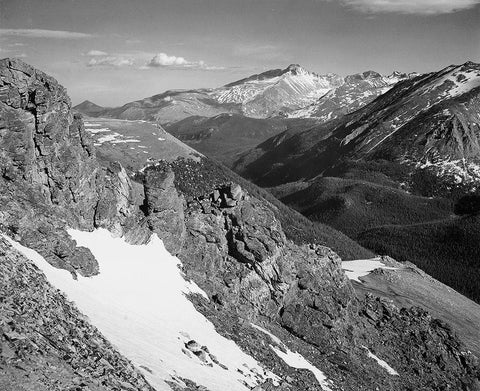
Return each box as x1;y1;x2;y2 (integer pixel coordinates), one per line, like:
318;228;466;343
1;58;479;390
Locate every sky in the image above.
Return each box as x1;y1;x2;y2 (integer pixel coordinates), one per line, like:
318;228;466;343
0;0;479;106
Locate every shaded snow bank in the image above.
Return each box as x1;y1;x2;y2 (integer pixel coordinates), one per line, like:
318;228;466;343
5;229;279;391
251;323;334;391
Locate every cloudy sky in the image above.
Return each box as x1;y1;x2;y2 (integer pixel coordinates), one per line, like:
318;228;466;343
1;0;479;106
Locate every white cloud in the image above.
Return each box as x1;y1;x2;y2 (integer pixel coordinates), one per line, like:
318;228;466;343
86;50;108;56
331;0;480;14
87;56;134;68
0;28;92;39
145;52;225;71
147;52;189;67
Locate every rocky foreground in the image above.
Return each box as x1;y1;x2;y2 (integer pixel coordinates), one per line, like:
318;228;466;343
0;237;154;391
1;57;479;390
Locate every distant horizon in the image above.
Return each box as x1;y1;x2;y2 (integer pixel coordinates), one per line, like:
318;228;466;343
1;0;479;106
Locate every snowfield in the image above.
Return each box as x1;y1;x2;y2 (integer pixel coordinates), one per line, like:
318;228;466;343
342;258;397;282
5;229;280;391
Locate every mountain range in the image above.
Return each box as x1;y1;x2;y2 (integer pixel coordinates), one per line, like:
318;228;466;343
2;57;480;390
75;64;411;123
75;64;415;166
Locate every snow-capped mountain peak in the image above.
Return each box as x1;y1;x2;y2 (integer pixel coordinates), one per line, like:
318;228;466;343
212;64;344;117
75;64;414;123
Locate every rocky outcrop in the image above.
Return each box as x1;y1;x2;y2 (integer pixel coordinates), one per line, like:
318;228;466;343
0;58;148;276
142;165;186;254
0;59;97;223
0;237;154;391
160;160;480;390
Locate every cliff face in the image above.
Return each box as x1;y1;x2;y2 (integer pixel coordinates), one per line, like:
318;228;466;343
0;58;147;277
0;58;97;220
1;59;479;390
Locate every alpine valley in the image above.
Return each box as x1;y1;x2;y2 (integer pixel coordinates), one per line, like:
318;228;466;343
2;53;480;391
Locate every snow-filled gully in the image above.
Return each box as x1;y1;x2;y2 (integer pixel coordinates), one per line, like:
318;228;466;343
5;229;280;391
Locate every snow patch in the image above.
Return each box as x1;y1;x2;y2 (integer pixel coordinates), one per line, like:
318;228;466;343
96;133;122;144
250;323;283;346
363;347;399;376
111;139;141;144
342;258;397;282
250;323;334;390
5;230;280;391
270;346;333;391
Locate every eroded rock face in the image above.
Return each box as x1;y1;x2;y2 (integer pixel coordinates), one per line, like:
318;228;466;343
180;183;357;336
0;59;97;221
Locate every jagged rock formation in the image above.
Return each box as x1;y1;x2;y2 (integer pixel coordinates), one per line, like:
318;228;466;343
142;165;186;254
2;59;480;390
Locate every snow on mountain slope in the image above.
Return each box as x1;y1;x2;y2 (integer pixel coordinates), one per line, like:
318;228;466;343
418;62;480;99
251;323;334;391
213;65;344;117
237;61;480;191
342;258;399;283
77;64;409;123
6;229;280;391
82;118;201;170
363;348;399;376
288;71;412;120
